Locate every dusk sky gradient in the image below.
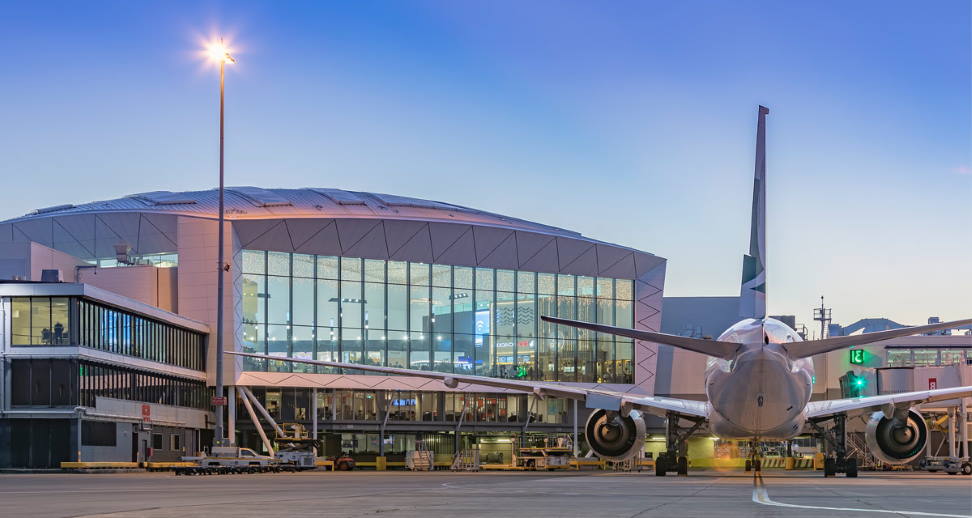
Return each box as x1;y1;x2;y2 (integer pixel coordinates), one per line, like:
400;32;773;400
2;1;969;329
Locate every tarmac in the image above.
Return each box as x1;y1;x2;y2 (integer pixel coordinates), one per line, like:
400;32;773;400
0;469;969;518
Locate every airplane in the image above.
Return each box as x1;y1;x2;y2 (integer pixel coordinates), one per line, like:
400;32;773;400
228;105;972;477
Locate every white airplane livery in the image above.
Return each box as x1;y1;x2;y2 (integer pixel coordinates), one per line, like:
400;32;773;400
229;106;972;477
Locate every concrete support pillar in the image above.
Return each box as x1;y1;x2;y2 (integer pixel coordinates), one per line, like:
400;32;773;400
311;388;318;456
572;399;579;457
960;398;969;458
228;386;236;445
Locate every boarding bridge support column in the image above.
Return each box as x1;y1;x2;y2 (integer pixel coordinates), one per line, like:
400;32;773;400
239;389;274;456
948;407;957;458
960;399;969;458
240;386;284;437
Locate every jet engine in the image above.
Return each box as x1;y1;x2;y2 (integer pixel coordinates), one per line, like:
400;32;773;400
585;408;646;461
865;409;928;465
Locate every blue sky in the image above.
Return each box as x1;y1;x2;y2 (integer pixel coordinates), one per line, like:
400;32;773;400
1;1;969;328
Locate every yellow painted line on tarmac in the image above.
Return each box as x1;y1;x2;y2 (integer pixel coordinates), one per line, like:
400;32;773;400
752;472;971;518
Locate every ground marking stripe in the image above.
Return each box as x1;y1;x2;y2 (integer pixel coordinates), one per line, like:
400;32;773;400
752;473;971;518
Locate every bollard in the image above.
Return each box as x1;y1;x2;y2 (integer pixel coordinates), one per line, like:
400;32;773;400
784;456;795;470
376;456;387;471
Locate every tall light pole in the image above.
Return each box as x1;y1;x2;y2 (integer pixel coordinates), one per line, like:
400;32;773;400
208;39;235;447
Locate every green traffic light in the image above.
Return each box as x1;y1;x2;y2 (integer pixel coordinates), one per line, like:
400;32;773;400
854;378;865;387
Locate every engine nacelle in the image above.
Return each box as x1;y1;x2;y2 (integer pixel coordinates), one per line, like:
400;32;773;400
865;409;928;465
585;408;647;461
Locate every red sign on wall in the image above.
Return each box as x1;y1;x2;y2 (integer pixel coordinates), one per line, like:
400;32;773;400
141;404;151;421
928;378;938;390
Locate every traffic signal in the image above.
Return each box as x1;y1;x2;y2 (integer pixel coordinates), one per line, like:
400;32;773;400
840;371;867;398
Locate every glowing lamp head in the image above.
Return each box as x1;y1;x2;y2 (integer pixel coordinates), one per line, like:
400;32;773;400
206;40;236;65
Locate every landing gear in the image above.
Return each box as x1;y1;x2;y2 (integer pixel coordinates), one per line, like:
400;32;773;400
654;412;705;477
810;414;857;478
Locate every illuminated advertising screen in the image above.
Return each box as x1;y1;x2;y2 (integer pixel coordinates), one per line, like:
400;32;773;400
474;309;490;347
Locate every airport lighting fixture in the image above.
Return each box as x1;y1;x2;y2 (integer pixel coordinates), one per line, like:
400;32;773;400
205;37;235;447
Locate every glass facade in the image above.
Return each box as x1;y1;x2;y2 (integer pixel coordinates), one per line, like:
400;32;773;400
243;387;572;426
78;360;209;409
9;297;206;372
10;297;71;345
77;299;206;371
241;250;636;383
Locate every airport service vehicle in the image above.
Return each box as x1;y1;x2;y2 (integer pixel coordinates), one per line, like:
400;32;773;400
229;106;972;478
182;446;278;472
920;456;972;476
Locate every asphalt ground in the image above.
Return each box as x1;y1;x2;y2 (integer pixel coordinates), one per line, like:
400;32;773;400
0;469;969;518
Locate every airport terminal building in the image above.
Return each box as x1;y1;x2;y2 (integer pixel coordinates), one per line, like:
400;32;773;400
0;187;667;468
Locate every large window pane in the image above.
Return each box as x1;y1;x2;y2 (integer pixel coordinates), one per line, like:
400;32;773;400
51;298;70;345
341;257;362;282
364;282;385;332
409;262;430;286
454;333;474;374
616;280;633;300
317;279;339;328
31;298;51;345
409;285;430;334
293;278;314;326
293;253;314;278
242;250;266;274
341;280;363;328
242;275;265;324
365;328;384;366
474;288;493;376
454;266;473;289
317;256;339;280
11;298;30;345
364;259;385;283
292;326;314;373
432;264;451;287
432;287;452;334
267;276;291;324
408;334;430;370
268;252;290;276
387;261;407;284
387;284;407;331
267;324;290;372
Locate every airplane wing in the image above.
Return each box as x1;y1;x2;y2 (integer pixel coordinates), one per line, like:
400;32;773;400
226;351;709;419
805;385;972;419
540;316;740;360
788;318;972;359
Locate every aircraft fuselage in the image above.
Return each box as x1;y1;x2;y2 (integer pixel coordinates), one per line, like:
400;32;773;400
704;318;813;440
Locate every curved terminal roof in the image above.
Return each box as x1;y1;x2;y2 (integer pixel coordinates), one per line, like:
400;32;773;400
0;187;663;280
5;187;578;238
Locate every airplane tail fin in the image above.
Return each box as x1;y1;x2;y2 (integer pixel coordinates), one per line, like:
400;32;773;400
739;105;769;319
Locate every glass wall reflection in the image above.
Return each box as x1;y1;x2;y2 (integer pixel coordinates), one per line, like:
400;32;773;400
240;250;636;383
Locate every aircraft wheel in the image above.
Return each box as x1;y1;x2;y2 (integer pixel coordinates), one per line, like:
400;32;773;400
961;463;972;476
655;457;667;477
845;458;858;478
677;456;688;476
823;458;836;477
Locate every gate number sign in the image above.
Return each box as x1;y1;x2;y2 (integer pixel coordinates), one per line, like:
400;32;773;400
849;349;865;365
